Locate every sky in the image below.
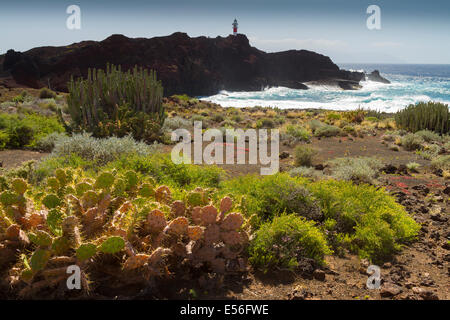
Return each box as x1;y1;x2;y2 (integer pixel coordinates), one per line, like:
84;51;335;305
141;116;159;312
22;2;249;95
1;0;449;64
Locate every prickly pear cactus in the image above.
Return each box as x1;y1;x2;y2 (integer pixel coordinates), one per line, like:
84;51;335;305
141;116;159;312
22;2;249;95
98;236;125;254
42;194;62;209
28;230;53;247
76;243;97;261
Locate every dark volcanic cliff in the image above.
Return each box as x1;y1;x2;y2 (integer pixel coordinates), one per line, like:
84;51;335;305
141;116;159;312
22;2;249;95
1;32;364;96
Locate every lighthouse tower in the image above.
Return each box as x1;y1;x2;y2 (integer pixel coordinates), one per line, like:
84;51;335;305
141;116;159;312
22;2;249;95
232;18;238;35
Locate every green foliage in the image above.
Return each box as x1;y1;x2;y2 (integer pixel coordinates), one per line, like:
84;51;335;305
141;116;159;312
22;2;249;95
256;118;275;129
39;87;56;99
221;174;320;226
401;133;424;151
414;130;441;143
28;230;53;247
98;236;125;254
327;157;383;184
42;194;62;209
249;214;331;272
395;101;449;134
285;124;310;141
65;64;165;142
50;133;159;166
76;243;97;261
294;145;317;167
308;180;420;262
0;113;64;149
314;124;341;137
30;248;51;272
431;155;450;171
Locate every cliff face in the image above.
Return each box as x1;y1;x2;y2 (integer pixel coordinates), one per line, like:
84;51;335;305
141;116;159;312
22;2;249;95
1;32;364;96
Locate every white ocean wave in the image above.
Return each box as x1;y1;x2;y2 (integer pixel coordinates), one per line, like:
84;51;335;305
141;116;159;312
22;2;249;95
202;73;450;112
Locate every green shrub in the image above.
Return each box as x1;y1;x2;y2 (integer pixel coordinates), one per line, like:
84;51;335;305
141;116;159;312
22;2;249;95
406;162;421;172
328;157;383;184
211;113;225;123
0;113;64;149
221;174;321;226
395;101;449;134
162;116;192;132
39;88;56;99
308;180;420;262
431;155;450;171
417;143;441;160
288;166;323;179
308;119;326;133
249;214;331;272
50;133;158;166
401;133;424;151
326;113;341;121
285;125;310;141
256;118;275;129
35;132;68;152
0;130;9;150
294;145;317;167
415;130;441;143
314;124;341;137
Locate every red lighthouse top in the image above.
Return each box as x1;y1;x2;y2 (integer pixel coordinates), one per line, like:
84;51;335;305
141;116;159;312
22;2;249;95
232;18;238;35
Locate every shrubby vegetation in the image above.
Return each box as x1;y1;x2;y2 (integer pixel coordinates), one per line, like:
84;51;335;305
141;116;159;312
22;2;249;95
222;173;420;262
61;64;165;142
294;145;317;167
0;113;64;150
395;101;449;134
249;214;331;272
327;157;383;184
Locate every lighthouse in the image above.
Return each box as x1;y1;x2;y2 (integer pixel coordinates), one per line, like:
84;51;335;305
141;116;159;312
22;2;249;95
232;18;238;35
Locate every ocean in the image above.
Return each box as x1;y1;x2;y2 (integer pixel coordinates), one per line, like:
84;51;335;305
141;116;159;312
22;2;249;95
202;64;450;113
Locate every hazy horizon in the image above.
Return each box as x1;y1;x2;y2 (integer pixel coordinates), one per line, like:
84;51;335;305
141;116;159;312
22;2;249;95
1;0;449;64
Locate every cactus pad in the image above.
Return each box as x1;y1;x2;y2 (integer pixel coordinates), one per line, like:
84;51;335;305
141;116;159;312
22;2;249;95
94;172;115;190
28;230;53;247
98;236;125;254
30;248;51;272
11;178;28;195
146;209;167;233
42;194;61;209
138;183;154;198
76;243;97;261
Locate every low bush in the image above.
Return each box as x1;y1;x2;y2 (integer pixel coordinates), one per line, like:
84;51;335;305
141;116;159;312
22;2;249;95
395;101;449;134
0;113;64;149
221;174;321;226
39;87;57;99
431;155;450;171
35;132;68;152
249;214;331;272
327;157;383;184
289;166;323;180
401;133;424;151
50;133;158;165
294;145;317;167
415;130;441;143
285;124;310;141
314;124;341;137
406;162;421;172
308;180;420;262
161;116;192;132
256;118;275;129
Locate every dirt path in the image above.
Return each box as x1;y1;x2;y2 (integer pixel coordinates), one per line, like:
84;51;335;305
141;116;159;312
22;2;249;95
0;150;49;169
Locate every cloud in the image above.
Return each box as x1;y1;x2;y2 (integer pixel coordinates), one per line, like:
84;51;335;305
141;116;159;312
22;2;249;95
370;41;403;48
